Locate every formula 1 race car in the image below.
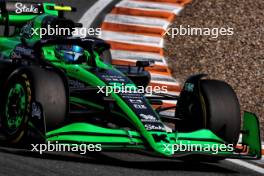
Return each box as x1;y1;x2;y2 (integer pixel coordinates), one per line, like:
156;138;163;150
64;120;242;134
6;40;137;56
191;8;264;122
0;1;261;160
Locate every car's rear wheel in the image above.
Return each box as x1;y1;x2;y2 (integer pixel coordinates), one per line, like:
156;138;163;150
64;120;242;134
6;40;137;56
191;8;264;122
0;67;68;143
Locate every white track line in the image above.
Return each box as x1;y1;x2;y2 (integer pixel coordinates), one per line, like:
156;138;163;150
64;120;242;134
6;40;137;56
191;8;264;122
104;14;170;30
145;91;180;97
100;30;164;48
150;80;179;86
159;110;176;117
117;0;183;14
151;74;178;83
162;100;177;105
112;58;167;66
166;91;180;96
110;50;167;65
78;0;113;28
227;159;264;174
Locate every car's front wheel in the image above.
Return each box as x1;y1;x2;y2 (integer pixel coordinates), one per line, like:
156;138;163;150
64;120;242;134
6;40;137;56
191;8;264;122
201;80;241;144
1;71;31;143
176;79;241;144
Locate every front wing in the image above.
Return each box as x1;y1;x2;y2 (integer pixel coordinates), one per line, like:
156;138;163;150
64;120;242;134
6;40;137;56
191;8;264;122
37;112;261;159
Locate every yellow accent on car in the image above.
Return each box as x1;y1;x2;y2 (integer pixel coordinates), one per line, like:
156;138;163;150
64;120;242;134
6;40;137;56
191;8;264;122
54;6;72;11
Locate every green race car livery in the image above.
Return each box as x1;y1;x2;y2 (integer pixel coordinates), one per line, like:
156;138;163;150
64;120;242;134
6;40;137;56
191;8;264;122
0;1;261;160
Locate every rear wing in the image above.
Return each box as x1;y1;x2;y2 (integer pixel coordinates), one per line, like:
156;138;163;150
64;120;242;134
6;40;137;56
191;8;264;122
0;1;75;25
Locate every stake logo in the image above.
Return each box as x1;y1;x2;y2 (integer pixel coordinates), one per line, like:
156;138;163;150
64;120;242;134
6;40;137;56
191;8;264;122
15;2;39;14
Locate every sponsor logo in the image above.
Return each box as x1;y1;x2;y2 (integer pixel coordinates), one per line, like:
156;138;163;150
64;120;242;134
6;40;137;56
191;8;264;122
133;104;147;109
31;102;42;119
144;124;166;131
69;80;85;89
129;99;142;104
15;46;33;56
184;83;194;92
140;114;159;122
15;2;39;14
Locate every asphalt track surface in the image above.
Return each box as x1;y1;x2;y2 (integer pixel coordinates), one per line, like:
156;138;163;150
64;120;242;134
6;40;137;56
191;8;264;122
0;0;261;175
0;146;261;176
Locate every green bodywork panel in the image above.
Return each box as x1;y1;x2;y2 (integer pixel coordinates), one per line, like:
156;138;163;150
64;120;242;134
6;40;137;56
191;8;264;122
0;2;261;159
0;3;59;57
46;122;233;156
242;112;262;159
0;3;58;24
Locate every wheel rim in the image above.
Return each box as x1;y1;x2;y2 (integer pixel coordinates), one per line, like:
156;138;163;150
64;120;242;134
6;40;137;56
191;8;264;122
5;83;26;133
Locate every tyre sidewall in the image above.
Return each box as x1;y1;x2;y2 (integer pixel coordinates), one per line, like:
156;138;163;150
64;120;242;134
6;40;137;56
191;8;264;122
1;70;32;143
200;80;241;144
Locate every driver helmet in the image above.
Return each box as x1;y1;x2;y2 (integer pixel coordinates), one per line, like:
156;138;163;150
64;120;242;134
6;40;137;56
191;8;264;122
55;45;84;63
